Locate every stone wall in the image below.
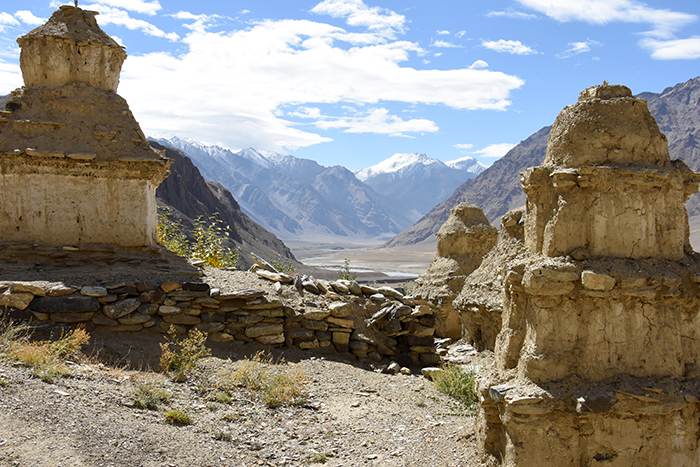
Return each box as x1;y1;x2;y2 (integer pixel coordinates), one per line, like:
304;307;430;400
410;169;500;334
0;272;445;367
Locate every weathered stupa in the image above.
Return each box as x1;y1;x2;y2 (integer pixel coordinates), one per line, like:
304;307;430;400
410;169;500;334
459;84;700;466
412;202;498;339
0;6;170;253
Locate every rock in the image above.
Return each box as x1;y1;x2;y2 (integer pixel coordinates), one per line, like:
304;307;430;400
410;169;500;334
293;275;304;293
338;280;362;295
409;323;435;337
97;294;118;304
30;311;49;321
421;367;443;381
183;282;210;292
194;322;225;334
155;323;186;335
329;301;352;318
0;291;34;310
349;341;369;351
8;284;45;296
327;316;355;329
297;338;319;349
92;313;118;326
383;319;402;335
137;303;160;315
411;305;434;317
377;286;403;300
400;367;411;375
160;281;181;293
112;324;143;332
47;285;76;296
243;300;283;310
420;353;442;365
256;269;292;283
302;320;328;331
581;271;616;291
315;279;330;294
302;280;321;294
208;332;234;342
285;328;314;339
118;314;151;325
386;362;401;374
158;305;181;315
80;286;108;297
245;323;284;338
30;296;100;314
163;314;201;325
50;312;94;323
361;285;378;295
330;281;350;294
304;310;330;321
332;332;351;345
103;298;140;319
238;315;264;325
255;333;285;345
251;252;279;273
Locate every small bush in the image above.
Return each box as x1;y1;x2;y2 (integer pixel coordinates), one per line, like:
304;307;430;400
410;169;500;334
336;258;357;281
306;452;328;464
132;380;171;410
270;254;296;274
159;327;211;381
213;430;232;441
164;409;192;426
221;413;240;422
431;363;477;407
0;378;9;387
157;209;190;257
223;351;308;407
214;390;232;404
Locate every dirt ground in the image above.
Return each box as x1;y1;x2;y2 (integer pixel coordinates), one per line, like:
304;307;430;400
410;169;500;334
0;334;483;467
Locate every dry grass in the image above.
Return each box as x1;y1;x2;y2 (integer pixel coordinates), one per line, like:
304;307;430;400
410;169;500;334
431;363;478;408
220;351;309;408
159;327;211;381
164;409;192;426
132;378;172;410
0;321;90;383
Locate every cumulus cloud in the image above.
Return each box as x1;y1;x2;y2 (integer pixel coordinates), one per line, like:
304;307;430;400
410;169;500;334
469;60;489;69
473;143;516;159
0;12;20;31
170;11;221;33
118;16;524;151
482;39;537;55
641;36;700;60
81;3;179;40
556;39;602;58
311;0;406;37
15;10;45;26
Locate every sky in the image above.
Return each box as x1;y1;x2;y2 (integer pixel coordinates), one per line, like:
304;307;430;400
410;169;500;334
1;1;699;171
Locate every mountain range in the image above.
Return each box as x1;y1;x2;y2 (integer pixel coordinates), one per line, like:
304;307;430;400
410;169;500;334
386;76;700;247
152;136;484;241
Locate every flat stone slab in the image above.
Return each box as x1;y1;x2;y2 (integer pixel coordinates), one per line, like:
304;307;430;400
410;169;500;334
30;295;100;313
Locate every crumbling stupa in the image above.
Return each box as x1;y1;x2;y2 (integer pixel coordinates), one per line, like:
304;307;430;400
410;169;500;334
461;84;700;466
0;6;170;251
412;202;498;339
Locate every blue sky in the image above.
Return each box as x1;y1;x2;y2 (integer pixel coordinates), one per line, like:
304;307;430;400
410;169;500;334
1;0;699;170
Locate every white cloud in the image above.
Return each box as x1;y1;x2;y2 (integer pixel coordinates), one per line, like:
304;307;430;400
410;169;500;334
240;10;250;15
473;143;516;159
89;0;162;16
434;52;443;57
469;60;488;69
516;0;696;39
487;10;537;20
641;36;700;60
313;107;438;136
170;11;221;33
556;39;602;59
437;30;450;35
454;143;474;150
118;17;523;152
0;12;20;31
311;0;405;37
81;4;179;41
15;10;45;26
455;30;466;39
482;39;537;55
432;39;460;48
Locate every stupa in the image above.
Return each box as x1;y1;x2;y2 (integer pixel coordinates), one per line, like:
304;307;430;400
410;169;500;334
460;84;700;466
0;5;170;251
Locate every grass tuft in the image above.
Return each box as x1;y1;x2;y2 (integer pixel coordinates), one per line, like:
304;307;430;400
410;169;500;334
132;380;172;410
164;409;192;426
431;363;478;408
159;327;211;381
213;430;232;441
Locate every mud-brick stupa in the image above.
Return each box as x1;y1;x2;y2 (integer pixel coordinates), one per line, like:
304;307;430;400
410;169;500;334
0;5;170;250
464;84;700;466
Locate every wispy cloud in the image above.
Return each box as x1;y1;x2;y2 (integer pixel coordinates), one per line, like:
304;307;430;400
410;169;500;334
436;30;450;35
469;60;488;69
169;11;221;33
453;143;474;150
86;0;162;16
556;39;602;59
312;107;438;136
0;12;19;31
641;36;700;60
81;3;179;40
482;39;537;55
474;143;515;159
487;10;537;20
431;39;461;48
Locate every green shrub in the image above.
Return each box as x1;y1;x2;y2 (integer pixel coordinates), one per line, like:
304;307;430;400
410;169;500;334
270;254;296;274
431;363;477;407
164;409;192;426
213;430;232;441
157;209;190;257
336;258;357;281
159;327;211;381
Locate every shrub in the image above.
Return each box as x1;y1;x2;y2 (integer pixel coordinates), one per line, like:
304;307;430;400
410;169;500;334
270;254;296;274
213;430;232;441
164;409;192;426
159;327;211;381
431;363;478;408
157;208;190;257
223;351;308;407
214;390;232;404
336;258;357;281
132;380;171;410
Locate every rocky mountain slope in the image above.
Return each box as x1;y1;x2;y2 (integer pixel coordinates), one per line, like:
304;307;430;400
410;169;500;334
386;76;700;247
151;141;297;269
153;137;412;241
355;152;485;217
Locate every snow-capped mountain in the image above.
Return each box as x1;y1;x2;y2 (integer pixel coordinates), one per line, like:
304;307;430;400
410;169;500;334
151;136;412;241
354;153;486;217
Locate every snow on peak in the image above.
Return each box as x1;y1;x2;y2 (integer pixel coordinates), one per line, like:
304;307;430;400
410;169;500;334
237;147;288;168
445;156;488;173
354;153;439;181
